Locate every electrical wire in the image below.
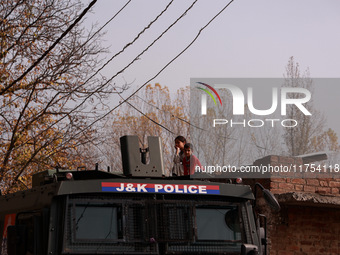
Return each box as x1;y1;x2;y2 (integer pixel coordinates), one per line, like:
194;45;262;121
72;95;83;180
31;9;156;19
9;0;237;183
74;0;236;138
79;0;175;90
117;93;175;135
17;0;199;146
82;0;132;47
2;0;192;155
0;0;98;96
1;0;131;108
132;94;233;138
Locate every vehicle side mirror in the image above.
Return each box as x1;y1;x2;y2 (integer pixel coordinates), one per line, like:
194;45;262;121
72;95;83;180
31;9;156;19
241;244;259;255
7;225;26;255
255;183;281;212
262;188;281;212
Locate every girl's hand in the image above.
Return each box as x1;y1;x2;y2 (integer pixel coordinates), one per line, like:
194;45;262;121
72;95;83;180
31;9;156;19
176;147;180;155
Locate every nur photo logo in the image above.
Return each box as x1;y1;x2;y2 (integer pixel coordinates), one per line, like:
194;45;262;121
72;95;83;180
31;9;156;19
194;79;312;128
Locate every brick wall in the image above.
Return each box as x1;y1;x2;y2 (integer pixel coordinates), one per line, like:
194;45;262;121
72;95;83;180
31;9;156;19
253;155;340;196
249;155;340;255
269;206;340;255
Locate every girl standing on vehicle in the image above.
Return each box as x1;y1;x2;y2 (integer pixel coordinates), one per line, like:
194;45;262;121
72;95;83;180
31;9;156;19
171;136;186;176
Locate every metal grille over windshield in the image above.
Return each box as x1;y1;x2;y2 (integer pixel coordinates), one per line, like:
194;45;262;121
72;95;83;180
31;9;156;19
63;194;245;254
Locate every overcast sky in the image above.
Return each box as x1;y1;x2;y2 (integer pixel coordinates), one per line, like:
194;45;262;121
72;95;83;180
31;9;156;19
86;0;340;138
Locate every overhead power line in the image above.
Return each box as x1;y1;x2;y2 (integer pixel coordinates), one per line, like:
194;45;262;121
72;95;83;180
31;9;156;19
133;94;205;132
36;0;199;141
73;0;237;140
83;0;132;46
16;0;236;165
4;0;184;154
2;0;131;108
117;93;175;135
0;0;98;96
80;0;175;90
61;0;131;63
108;0;236;113
132;94;236;140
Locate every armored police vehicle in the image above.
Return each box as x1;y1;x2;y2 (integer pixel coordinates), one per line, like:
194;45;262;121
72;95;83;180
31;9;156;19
0;136;279;255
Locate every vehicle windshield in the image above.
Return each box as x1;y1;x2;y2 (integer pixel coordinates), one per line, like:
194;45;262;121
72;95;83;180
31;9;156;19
196;207;241;241
63;194;248;254
74;204;121;240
